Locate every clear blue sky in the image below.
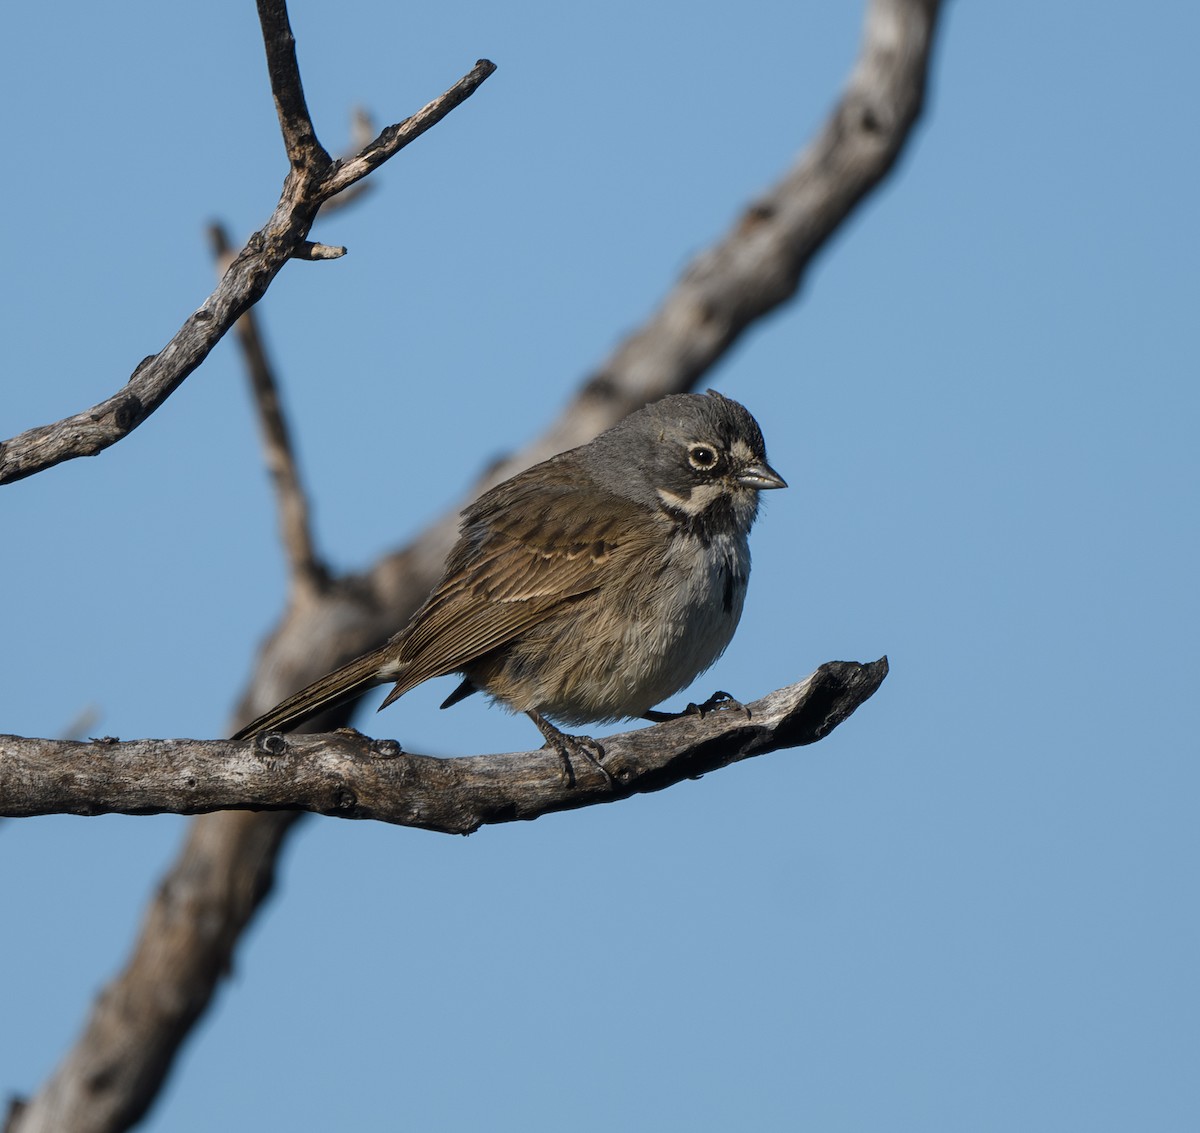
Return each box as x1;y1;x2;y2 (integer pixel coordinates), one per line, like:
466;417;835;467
3;1;1197;1129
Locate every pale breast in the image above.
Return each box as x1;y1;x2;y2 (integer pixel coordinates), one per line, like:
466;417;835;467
633;527;750;703
465;510;754;725
504;527;747;724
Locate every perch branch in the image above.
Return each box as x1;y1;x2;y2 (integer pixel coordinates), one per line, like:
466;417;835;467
0;662;888;828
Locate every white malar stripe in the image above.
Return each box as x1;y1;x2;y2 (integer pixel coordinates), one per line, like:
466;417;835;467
656;481;727;517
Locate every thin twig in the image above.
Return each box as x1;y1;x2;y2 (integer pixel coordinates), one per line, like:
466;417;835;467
0;59;494;487
319;107;378;215
324;59;497;196
208;224;328;596
293;240;346;260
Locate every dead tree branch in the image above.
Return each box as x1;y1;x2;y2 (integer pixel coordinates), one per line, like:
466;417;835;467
0;810;299;1133
542;0;943;454
258;0;327;166
0;36;494;486
208;223;328;596
0;661;888;829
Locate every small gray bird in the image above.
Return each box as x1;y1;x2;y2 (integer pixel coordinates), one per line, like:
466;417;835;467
233;390;785;767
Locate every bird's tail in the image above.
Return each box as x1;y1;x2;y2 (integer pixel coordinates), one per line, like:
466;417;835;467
231;645;395;740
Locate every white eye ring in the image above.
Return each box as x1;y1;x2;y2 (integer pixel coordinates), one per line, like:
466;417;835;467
687;443;719;470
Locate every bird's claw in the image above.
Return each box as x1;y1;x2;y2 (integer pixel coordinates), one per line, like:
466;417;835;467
644;690;751;724
549;733;611;788
688;690;751;720
527;710;613;788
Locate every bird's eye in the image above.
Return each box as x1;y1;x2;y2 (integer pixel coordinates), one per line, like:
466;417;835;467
687;443;719;471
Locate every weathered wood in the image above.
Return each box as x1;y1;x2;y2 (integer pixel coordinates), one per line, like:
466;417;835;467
0;49;494;486
0;661;888;831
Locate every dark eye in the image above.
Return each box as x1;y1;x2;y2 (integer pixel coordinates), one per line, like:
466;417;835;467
687;443;719;471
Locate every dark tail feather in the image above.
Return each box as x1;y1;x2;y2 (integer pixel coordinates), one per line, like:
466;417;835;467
231;645;394;740
438;676;478;711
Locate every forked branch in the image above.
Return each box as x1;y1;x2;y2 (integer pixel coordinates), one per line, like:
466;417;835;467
0;27;494;487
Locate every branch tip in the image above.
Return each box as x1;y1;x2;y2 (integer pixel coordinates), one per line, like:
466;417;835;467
294;241;347;261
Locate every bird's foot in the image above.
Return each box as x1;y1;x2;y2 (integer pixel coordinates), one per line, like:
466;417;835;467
693;690;751;719
527;711;613;788
643;690;751;724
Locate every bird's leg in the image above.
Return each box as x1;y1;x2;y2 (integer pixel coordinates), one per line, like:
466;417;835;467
643;690;751;723
526;711;612;787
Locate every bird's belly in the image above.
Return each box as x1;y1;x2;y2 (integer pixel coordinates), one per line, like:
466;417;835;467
493;531;750;725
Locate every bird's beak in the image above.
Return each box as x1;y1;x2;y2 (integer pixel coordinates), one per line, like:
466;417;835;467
737;461;787;490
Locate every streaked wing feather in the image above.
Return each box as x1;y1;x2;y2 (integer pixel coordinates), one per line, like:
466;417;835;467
388;474;651;697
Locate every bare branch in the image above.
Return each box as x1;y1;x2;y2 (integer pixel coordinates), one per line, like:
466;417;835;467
565;0;943;426
292;240;347;260
208;224;328;596
323;59;498;196
0;56;494;487
317;108;379;215
350;106;375;150
0;662;887;828
256;0;329;167
317;0;943;508
58;705;102;744
0;811;299;1133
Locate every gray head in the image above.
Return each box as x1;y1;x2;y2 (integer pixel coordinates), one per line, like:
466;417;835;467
584;390;786;532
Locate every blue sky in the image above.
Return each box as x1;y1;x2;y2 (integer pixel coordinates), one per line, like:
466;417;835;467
2;1;1198;1130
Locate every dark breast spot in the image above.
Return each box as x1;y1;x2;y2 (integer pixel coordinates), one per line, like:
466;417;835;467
658;503;713;547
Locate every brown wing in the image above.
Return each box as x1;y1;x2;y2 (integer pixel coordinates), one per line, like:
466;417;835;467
380;460;655;705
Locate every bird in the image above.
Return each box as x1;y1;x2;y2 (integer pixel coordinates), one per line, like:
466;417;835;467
232;390;786;777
